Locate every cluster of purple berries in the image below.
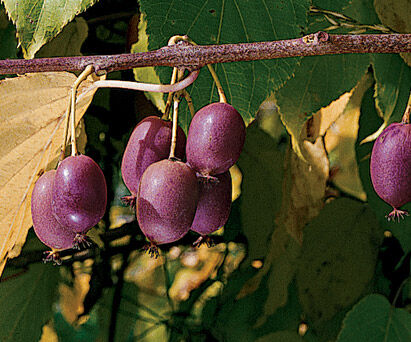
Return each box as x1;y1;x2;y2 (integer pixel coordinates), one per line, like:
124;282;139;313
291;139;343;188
31;155;107;258
121;102;246;251
370;121;411;220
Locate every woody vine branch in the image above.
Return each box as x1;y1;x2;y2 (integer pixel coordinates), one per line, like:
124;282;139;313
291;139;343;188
0;32;410;75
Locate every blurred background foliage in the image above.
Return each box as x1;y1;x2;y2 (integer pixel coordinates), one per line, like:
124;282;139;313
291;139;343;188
0;0;410;341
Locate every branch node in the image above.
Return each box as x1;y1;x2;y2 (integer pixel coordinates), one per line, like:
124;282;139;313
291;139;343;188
318;31;329;42
302;31;329;45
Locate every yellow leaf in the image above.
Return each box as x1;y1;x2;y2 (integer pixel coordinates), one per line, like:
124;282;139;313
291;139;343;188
325;74;373;201
60;272;91;324
0;71;102;276
39;324;58;342
229;164;242;201
131;14;166;112
240;75;373;322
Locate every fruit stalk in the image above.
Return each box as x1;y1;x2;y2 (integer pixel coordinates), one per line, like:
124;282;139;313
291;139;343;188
0;33;410;74
70;65;94;156
163;36;186;120
402;91;411;124
77;69;200;102
70;86;77;156
163;67;179;120
169;93;181;159
60;101;71;161
179;36;227;103
206;63;227;103
181;89;195;117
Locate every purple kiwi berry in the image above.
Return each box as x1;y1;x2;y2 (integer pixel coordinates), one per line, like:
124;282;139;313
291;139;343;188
121;116;186;206
52;155;107;233
136;159;199;252
370;122;411;220
31;170;76;252
186;102;246;177
191;171;232;246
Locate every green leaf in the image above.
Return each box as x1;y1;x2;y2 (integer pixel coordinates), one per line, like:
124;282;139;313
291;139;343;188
256;331;305;342
35;17;88;58
296;198;383;327
1;0;98;58
312;0;350;13
374;0;411;33
343;0;381;25
237;124;285;261
256;281;303;336
337;294;411;342
53;310;100;342
356;86;411;254
138;0;310;132
374;0;411;66
0;5;17;60
95;20;127;45
370;54;411;138
276;54;370;154
97;282;143;342
97;280;171;342
258;238;301;321
223;196;243;242
277;1;372;154
203;267;268;342
0;262;60;342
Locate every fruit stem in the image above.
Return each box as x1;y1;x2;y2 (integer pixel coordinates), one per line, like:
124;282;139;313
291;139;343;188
163;36;188;121
177;35;228;103
401;90;411;124
70;65;94;156
70;87;77;155
77;70;200;103
206;64;227;103
163;67;178;120
169;92;181;159
181;89;195;117
60;99;72;161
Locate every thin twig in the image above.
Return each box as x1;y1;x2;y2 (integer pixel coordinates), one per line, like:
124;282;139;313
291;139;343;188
182;35;227;103
0;33;410;75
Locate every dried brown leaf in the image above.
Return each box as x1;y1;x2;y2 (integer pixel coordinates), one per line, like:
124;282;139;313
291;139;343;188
0;72;101;275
